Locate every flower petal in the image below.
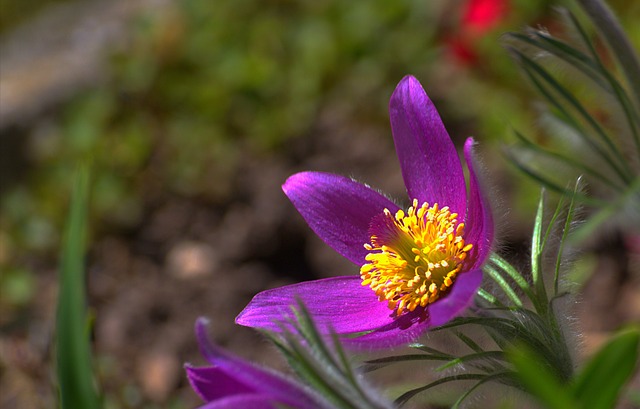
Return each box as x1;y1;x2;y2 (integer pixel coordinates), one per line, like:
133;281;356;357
283;171;399;265
194;319;319;409
343;268;482;348
341;311;430;349
427;267;482;327
196;394;277;409
236;277;399;334
463;138;494;269
389;75;467;218
186;365;253;401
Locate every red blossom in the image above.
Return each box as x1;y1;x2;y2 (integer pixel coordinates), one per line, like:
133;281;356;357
447;0;510;66
463;0;510;34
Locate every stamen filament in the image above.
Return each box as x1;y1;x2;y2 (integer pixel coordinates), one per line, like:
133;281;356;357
360;201;473;316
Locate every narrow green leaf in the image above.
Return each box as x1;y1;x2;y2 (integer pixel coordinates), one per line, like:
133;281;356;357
276;304;392;409
476;288;504;307
512;129;625;191
511;48;632;182
435;351;507;372
503;148;606;207
541;194;565;255
569;178;640;244
484;265;524;308
531;191;549;312
507;32;609;90
573;0;640;113
554;178;580;295
563;7;640;154
289;302;342;371
451;372;516;409
515;28;640;155
489;254;532;297
572;327;640;409
508;345;578;409
409;343;452;356
519;47;627;174
361;354;452;373
455;331;484;353
394;374;486;407
56;165;101;409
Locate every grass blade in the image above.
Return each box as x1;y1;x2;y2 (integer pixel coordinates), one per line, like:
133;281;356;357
56;165;101;409
531;191;549;313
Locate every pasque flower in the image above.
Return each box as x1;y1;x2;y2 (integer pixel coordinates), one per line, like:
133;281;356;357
236;75;493;348
185;318;327;409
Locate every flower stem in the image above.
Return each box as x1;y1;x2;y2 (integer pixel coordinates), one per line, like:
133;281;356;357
576;0;640;109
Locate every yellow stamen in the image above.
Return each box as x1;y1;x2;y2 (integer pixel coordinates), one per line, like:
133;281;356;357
360;201;473;316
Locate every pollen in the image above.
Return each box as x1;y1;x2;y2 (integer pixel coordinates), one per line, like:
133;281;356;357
360;200;473;316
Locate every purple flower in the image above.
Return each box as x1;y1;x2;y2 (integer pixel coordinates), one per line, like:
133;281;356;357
236;75;493;348
185;318;326;409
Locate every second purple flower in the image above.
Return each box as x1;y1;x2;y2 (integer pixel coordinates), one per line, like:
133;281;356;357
236;75;494;348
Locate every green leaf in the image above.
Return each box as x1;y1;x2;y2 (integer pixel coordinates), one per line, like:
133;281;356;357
56;165;101;409
508;345;577;409
554;178;580;295
361;352;452;373
273;302;392;409
509;48;632;183
569;178;640;244
511;129;625;192
451;372;515;409
476;288;503;307
394;374;487;407
503;150;607;207
572;327;640;409
489;253;535;301
506;31;610;91
531;191;549;313
435;351;507;372
484;264;524;308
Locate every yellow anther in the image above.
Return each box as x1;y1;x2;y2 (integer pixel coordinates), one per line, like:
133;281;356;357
360;200;473;317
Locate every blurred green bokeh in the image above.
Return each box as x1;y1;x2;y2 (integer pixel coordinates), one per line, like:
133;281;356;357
6;0;639;317
1;0;639;407
0;0;546;266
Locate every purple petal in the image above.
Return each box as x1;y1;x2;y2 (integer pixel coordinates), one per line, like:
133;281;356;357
340;312;430;349
389;75;467;219
236;277;400;334
427;267;482;327
343;268;482;348
196;394;277;409
283;172;399;266
186;365;253;401
463;138;494;269
194;319;319;409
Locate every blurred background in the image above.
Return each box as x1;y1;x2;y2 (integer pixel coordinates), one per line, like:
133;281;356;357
0;0;638;408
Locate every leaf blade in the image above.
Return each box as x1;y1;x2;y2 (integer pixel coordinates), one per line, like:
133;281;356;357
56;165;101;409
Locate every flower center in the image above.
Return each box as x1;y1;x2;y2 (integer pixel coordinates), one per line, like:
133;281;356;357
360;199;473;316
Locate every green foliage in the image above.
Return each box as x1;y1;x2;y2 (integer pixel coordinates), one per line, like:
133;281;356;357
508;345;577;409
268;301;393;409
504;5;640;237
55;165;101;409
2;0;444;258
510;327;640;409
361;188;579;407
572;327;640;409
